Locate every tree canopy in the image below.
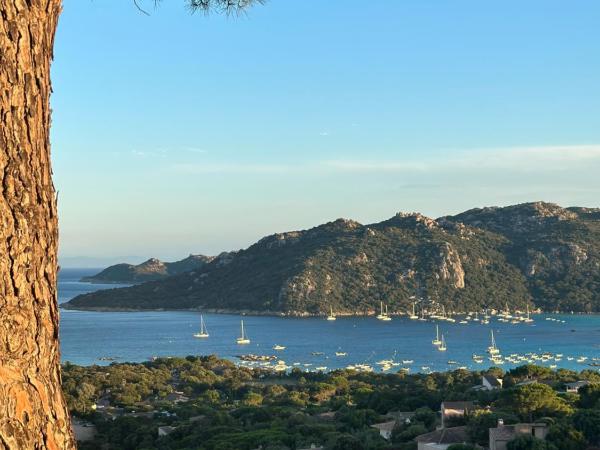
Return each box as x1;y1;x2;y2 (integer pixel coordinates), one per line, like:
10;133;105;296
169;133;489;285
496;384;572;422
134;0;265;16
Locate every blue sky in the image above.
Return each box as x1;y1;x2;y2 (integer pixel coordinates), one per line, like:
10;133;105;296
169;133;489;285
52;0;600;265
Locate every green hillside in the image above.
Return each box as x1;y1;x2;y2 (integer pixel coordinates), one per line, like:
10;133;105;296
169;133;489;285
64;202;600;314
81;255;214;284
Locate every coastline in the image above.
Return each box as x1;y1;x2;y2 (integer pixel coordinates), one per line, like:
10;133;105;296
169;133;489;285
60;305;370;317
79;278;140;285
59;304;595;316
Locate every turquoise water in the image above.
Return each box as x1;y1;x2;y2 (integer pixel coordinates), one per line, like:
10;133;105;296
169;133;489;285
59;268;600;373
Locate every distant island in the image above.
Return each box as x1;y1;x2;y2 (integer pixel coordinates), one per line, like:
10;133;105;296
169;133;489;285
63;202;600;314
81;255;216;284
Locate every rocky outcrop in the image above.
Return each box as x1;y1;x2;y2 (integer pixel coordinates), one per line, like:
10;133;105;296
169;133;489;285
448;202;579;236
435;243;465;288
520;243;589;278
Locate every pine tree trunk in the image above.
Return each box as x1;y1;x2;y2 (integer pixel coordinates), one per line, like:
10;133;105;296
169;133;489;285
0;1;74;449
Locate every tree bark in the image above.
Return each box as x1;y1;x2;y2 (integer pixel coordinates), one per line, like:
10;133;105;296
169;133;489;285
0;1;74;449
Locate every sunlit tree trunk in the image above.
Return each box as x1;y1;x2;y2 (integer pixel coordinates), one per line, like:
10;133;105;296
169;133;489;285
0;1;74;448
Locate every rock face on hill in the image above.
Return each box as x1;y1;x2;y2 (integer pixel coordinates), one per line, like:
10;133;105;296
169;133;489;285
81;255;215;283
446;202;600;312
65;202;600;314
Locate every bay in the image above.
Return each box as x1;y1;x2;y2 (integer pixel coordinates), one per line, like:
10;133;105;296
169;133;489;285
59;268;600;373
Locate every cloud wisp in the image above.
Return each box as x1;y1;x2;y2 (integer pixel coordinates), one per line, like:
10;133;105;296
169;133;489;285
322;145;600;174
171;162;293;175
169;145;600;176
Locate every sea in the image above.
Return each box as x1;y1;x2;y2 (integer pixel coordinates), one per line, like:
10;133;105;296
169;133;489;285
59;268;600;374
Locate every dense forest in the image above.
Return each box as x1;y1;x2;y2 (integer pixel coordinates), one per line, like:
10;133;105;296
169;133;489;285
64;356;600;450
64;202;600;314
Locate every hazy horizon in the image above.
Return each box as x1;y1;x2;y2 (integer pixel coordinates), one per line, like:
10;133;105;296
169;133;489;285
53;0;600;262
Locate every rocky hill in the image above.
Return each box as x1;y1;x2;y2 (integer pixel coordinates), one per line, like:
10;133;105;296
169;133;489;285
81;254;215;284
64;202;600;314
446;202;600;312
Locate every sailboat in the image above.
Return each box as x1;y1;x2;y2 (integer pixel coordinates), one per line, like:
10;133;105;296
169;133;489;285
443;305;455;322
376;301;384;319
409;302;419;320
482;309;490;324
487;330;500;355
438;334;447;351
432;325;442;346
193;314;209;338
524;304;534;323
376;301;387;320
236;320;251;344
381;304;392;321
326;305;337;321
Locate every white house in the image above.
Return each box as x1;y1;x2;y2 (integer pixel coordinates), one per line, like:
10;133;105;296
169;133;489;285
482;374;503;390
370;420;397;440
565;380;590;393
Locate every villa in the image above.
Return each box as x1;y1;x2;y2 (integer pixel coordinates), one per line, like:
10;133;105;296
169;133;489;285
565;380;591;393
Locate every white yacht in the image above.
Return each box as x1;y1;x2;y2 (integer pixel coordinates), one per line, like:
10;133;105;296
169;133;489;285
409;302;419;320
326;305;337;321
376;302;392;320
382;304;392;321
236;320;251;344
524;304;534;323
193;314;209;338
376;301;386;320
487;330;500;355
438;334;447;351
432;324;442;346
